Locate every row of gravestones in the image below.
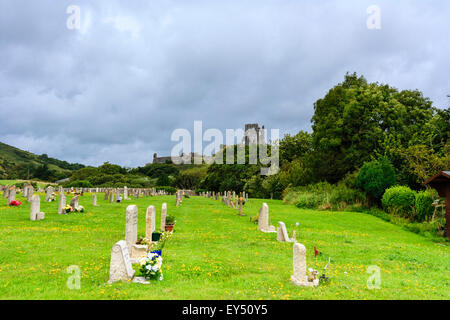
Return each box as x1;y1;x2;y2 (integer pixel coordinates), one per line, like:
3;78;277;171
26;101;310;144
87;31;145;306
200;190;249;202
2;185;98;221
211;193;319;287
108;203;168;284
201;190;248;216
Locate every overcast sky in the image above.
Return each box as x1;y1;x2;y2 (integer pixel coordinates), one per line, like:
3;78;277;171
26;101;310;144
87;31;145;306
0;0;449;167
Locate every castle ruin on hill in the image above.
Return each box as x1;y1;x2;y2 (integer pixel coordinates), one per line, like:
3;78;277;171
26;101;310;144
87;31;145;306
151;123;266;165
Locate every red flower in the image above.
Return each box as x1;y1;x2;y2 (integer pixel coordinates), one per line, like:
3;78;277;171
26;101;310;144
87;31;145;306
9;200;22;206
314;246;320;257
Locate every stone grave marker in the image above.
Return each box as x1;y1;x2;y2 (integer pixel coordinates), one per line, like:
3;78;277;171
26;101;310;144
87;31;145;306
125;205;138;253
291;242;318;287
108;240;135;283
258;203;276;233
7;186;16;205
58;193;66;214
161;202;167;231
277;221;293;242
146;205;156;239
30;195;45;221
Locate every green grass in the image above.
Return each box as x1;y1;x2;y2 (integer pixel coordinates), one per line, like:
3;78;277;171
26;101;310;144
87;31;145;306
0;193;449;300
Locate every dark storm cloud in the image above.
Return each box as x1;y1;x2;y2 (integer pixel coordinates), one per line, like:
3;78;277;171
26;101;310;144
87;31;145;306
0;0;449;166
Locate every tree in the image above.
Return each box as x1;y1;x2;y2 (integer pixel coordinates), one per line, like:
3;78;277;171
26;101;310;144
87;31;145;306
279;131;312;165
356;157;396;201
311;72;434;183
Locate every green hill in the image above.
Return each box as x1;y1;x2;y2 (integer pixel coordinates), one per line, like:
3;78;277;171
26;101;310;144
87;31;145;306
0;141;84;181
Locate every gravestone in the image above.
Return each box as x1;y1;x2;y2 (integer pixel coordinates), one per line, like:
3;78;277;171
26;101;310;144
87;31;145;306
7;186;16;205
124;186;128;200
146;205;156;239
125;205;138;253
30;195;45;221
3;185;9;198
238;198;246;216
277;221;293;242
161;202;167;232
108;240;135;283
104;189;109;200
27;186;34;202
291;243;319;287
92;194;98;206
109;190;115;203
22;184;28;197
69;195;79;211
58;193;66;214
258;203;276;233
45;186;54;202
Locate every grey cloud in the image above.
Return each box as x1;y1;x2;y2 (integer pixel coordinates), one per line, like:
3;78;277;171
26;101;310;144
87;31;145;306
0;0;449;166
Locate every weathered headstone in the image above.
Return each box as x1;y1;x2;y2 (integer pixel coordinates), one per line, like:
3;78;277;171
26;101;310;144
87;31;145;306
92;193;98;206
108;240;135;283
3;185;9;198
45;186;54;202
125;205;138;253
30;195;45;221
277;221;293;242
291;243;318;287
58;193;66;214
69;195;79;211
124;186;128;200
146;205;156;239
27;186;34;202
22;184;28;197
7;186;16;205
258;203;276;233
161;202;167;232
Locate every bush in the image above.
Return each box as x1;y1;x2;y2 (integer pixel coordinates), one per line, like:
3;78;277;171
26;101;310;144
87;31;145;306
285;181;366;211
382;186;416;218
357;157;396;200
65;180;94;188
415;190;435;222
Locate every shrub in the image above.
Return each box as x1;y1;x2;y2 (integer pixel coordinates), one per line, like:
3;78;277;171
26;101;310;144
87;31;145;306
415;190;435;222
287;181;366;211
65;180;94;188
357;157;396;200
382;186;416;218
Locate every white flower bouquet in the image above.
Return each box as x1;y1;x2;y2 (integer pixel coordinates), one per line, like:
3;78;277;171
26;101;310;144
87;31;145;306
139;252;163;281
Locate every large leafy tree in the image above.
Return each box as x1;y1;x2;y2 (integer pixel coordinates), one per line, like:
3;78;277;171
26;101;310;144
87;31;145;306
311;73;434;183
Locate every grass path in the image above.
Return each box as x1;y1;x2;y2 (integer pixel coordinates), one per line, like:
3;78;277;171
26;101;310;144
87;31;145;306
0;193;448;299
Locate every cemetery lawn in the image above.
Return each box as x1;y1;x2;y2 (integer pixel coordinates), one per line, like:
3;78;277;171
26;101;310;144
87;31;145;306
0;193;449;300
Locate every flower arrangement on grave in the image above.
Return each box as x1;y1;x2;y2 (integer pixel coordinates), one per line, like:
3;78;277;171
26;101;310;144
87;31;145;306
139;252;163;281
249;214;259;224
63;205;85;213
136;237;152;246
48;192;57;202
9;200;22;206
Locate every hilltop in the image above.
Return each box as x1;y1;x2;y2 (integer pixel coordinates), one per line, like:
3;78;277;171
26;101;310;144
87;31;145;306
0;141;84;181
